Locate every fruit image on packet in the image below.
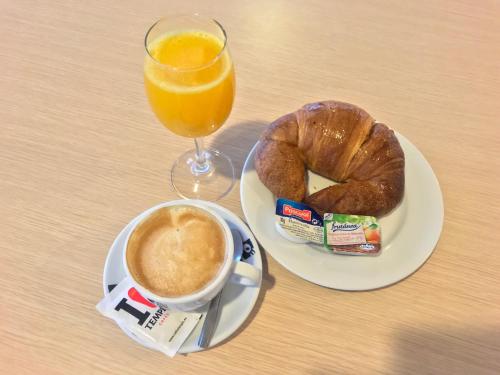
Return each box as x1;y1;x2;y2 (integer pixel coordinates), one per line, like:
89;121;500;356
323;213;381;256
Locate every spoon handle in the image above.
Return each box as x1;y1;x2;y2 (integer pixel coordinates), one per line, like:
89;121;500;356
198;229;243;348
198;291;222;348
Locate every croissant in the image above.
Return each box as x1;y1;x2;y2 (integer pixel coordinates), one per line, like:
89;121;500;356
254;101;405;217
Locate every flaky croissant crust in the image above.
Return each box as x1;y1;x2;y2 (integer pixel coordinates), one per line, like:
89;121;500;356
255;101;405;217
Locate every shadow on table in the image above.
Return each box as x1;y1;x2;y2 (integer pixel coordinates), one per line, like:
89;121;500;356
208;243;275;350
209;120;267;179
302;326;500;374
389;325;500;374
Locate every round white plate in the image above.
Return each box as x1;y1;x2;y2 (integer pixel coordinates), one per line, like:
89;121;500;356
102;201;262;353
240;133;443;291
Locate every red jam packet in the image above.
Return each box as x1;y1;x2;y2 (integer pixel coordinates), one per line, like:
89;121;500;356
323;213;381;256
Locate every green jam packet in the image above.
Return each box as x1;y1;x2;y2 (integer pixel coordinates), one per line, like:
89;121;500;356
323;213;381;256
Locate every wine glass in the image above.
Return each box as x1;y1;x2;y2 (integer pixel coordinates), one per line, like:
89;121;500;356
144;15;235;200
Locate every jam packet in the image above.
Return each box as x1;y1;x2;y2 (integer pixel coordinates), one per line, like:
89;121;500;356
323;213;381;255
96;277;203;357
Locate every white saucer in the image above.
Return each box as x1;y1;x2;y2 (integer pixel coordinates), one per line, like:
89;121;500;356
240;132;443;291
102;201;262;353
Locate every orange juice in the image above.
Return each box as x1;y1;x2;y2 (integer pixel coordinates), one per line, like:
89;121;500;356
144;30;235;138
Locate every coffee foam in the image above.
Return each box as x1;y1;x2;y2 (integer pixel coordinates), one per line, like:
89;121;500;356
126;206;226;297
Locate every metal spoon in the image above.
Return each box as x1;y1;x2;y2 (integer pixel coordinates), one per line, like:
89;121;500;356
198;228;243;348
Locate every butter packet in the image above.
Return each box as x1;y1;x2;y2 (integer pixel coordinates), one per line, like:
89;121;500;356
96;277;203;357
275;198;324;244
323;213;381;256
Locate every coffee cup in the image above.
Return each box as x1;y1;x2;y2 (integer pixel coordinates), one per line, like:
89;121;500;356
123;200;260;311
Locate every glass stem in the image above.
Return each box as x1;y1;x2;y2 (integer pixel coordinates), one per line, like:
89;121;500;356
192;138;211;175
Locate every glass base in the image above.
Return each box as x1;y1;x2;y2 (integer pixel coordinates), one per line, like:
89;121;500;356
171;148;235;201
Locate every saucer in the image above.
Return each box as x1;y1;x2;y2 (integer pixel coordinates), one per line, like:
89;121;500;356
102;201;262;353
240;132;443;290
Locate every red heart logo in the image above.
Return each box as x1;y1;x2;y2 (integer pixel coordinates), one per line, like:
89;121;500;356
128;288;156;308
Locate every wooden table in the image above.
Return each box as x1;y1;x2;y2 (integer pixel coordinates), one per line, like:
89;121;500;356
2;0;499;373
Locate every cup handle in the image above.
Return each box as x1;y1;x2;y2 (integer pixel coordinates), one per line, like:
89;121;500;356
229;262;261;286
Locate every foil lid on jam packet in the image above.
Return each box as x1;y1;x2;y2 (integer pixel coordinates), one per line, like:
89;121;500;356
323;213;381;256
275;198;324;244
96;277;202;357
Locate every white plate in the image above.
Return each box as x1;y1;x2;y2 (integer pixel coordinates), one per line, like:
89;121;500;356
240;133;443;290
102;201;262;353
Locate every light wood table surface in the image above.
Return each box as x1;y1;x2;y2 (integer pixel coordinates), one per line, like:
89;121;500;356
1;0;499;374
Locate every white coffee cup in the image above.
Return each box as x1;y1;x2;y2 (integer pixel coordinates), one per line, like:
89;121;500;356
123;200;260;311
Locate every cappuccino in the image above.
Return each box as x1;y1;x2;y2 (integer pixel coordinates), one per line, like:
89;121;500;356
126;206;226;297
